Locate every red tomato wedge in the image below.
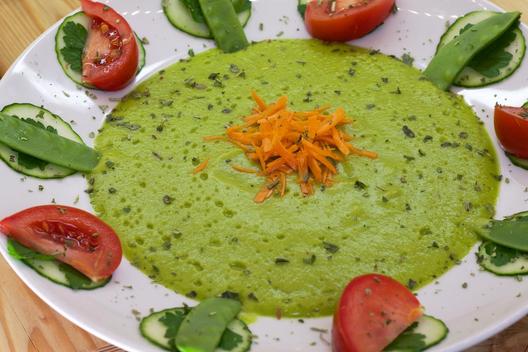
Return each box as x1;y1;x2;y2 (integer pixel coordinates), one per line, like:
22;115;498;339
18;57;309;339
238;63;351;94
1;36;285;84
81;0;138;91
305;0;395;42
333;274;423;352
494;105;528;159
0;205;122;282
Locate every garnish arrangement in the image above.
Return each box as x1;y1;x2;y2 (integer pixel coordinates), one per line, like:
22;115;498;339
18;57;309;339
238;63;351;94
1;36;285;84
205;92;377;203
0;0;527;351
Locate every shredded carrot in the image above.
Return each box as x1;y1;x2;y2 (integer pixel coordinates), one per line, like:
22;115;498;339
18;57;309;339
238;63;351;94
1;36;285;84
192;159;209;174
206;91;377;202
232;165;258;174
203;135;226;141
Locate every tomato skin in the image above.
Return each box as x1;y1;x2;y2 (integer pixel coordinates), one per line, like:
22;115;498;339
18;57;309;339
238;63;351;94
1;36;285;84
0;205;122;282
332;274;423;352
305;0;395;42
81;0;138;91
494;105;528;159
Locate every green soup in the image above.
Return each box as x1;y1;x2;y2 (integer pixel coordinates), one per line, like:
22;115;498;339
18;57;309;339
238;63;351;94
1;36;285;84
90;40;499;317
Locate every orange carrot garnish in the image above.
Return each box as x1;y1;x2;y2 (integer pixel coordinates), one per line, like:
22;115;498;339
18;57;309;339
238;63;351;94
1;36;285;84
206;91;377;203
192;159;209;174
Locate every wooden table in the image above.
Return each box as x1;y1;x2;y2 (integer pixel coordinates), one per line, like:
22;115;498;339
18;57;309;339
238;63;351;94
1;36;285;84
0;1;527;351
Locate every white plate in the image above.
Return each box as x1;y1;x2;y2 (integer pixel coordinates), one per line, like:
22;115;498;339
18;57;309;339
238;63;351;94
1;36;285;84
0;0;527;351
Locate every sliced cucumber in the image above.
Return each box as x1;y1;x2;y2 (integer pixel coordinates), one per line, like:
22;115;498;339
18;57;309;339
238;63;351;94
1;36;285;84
162;0;251;39
478;241;528;276
506;152;528;170
437;11;526;88
7;239;110;290
140;307;252;352
24;258;110;289
56;11;146;88
385;315;449;351
0;103;82;179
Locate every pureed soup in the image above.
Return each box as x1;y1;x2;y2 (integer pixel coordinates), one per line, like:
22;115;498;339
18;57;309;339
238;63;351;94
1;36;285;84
90;40;499;317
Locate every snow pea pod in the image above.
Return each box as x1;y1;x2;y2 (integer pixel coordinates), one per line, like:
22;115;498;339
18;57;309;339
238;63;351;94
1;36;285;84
176;298;241;352
0;112;99;172
479;212;528;252
198;0;248;53
423;12;520;90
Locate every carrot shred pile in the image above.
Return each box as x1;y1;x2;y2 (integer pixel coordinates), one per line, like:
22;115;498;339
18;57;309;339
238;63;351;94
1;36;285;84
206;92;378;203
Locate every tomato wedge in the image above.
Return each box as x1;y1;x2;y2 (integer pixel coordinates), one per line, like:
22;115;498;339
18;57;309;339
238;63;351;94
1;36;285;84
81;0;138;91
333;274;423;352
305;0;395;42
0;205;122;282
494;104;528;159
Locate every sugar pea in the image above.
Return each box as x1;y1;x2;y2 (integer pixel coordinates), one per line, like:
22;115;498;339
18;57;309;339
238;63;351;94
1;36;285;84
198;0;249;53
175;298;241;352
478;211;528;252
423;12;521;90
0;112;99;172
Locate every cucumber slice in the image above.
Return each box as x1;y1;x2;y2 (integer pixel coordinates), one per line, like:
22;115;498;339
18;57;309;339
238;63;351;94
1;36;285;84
385;315;449;351
162;0;251;39
437;11;526;88
506;152;528;170
0;103;82;179
140;307;252;352
24;258;110;289
478;241;528;276
8;239;110;290
56;12;146;88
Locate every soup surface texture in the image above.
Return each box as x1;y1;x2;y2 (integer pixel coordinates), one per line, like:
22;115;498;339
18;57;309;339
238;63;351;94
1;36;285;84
90;39;499;317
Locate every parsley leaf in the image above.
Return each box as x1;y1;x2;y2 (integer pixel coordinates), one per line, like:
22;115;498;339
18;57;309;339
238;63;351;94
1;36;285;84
482;241;525;267
523;101;528;108
159;310;187;349
233;0;251;13
59;262;94;290
180;0;206;23
7;239;55;261
218;327;243;350
15;117;58;170
298;2;307;18
460;23;517;78
385;322;428;350
60;21;88;73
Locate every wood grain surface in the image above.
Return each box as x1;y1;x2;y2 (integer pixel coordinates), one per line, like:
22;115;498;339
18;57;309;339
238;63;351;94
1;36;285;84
0;0;527;351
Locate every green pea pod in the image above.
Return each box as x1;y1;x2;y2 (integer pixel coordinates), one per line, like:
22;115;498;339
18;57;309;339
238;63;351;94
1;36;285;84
423;12;521;90
479;212;528;252
198;0;249;53
0;112;99;172
176;298;241;352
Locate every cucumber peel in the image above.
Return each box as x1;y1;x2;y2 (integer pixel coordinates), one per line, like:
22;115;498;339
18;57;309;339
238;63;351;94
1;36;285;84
424;12;521;90
0;112;99;172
